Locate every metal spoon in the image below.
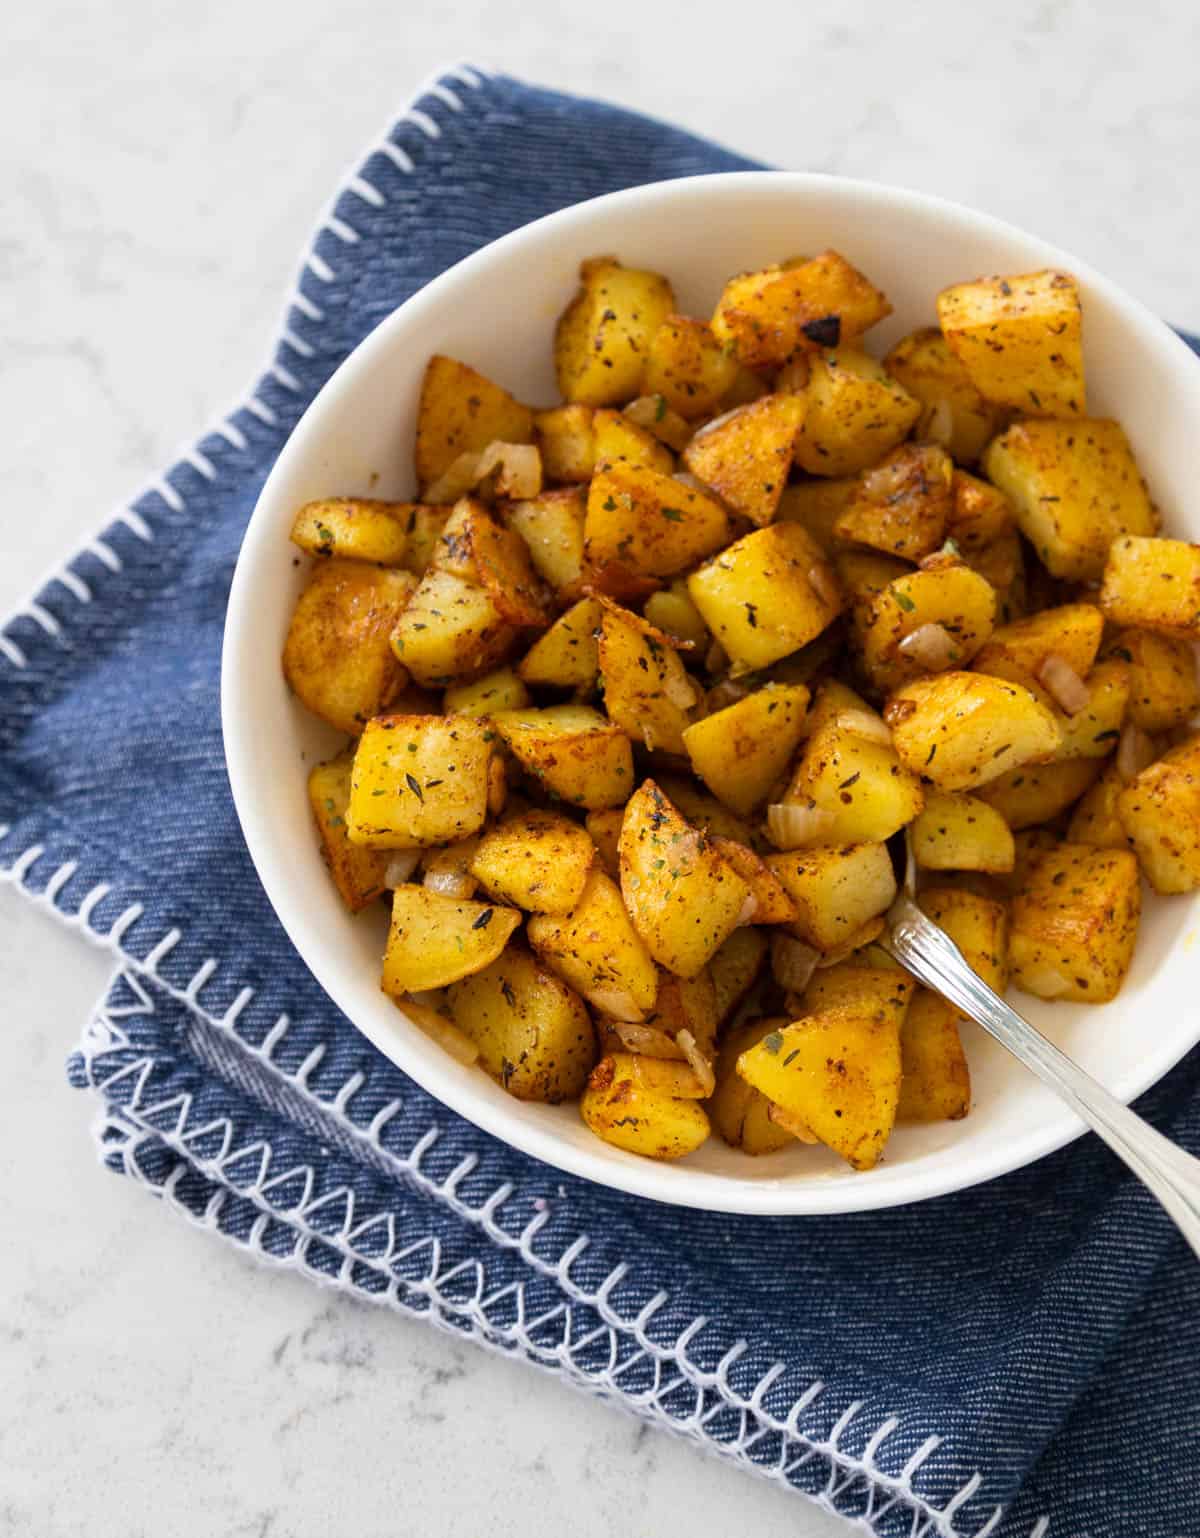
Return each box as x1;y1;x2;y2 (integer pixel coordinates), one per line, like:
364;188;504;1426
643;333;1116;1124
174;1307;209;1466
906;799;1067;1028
881;836;1200;1258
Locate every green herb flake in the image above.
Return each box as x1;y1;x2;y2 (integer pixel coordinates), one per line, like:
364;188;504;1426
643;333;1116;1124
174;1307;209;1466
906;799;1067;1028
762;1030;785;1055
406;773;425;801
472;907;495;930
660;506;685;522
895;591;916;613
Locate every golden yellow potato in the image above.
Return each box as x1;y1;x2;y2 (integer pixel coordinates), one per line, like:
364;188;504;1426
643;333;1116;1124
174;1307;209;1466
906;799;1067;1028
584;808;623;880
434;498;551;629
709;837;799;925
681;683;810;815
503;487;586;592
774;477;859;553
1105;629;1200;732
391;567;515;687
443;667;529;718
782;720;925;846
290;498;410;565
1009;844;1140;1002
307;754;390;912
654;776;755;843
517;597;602;690
555;258;676;407
937;269;1084;416
710;928;768;1025
897;991;971;1122
1117;735;1200;893
623;394;696;453
381;887;521;994
532;404;596;485
414;355;533;490
946;471;1014;550
1047;661;1129;761
347;714;492;850
833;444;953;560
918;887;1010;992
641;314;738;419
711;251;891;370
681;395;806;527
470;810;596;914
710;1018;798;1155
793;349;921;477
1067;763;1133;851
643;581;710;648
976;756;1101;830
858;561;998;693
884;672;1061;791
911;789;1016;874
802;962;915;1023
585;464;730;579
971;602;1105;686
398;505;451;578
527;868;658;1019
597;601;699;755
592;408;675;475
1099;535;1200;638
580;1053;710;1160
883;327;1001;464
766;842;897;953
491;704;633;810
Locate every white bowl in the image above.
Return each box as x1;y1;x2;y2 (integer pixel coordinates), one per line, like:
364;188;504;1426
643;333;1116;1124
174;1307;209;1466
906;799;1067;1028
223;172;1200;1215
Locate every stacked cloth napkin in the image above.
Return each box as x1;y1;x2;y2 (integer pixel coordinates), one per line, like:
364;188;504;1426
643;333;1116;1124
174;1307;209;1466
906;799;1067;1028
4;68;1199;1538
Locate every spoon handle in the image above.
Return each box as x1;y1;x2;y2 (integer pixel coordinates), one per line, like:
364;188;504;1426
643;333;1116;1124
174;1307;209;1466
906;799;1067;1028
885;894;1200;1260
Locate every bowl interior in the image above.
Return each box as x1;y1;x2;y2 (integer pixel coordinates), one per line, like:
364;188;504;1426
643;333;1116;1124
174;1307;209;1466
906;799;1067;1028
223;172;1200;1214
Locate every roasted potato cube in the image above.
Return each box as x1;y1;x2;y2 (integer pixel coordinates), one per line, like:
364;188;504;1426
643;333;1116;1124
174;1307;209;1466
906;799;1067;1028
585;464;729;579
347;714;492;849
858;562;998;693
1117;736;1200;892
1067;763;1134;851
833;444;953;560
447;947;595;1101
710;837;799;925
399;505;453;578
391;566;515;687
470;810;596;914
681;395;806;527
291;498;410;565
766;843;896;953
803;677;884;738
897;991;971;1122
1106;629;1200;731
580;1053;710;1160
598;601;699;755
517;597;602;690
1048;661;1129;761
836;549;914;654
381;887;520;993
307;754;390;912
655;775;755;843
982;420;1154;581
681;682;810;815
618;780;751;978
783;720;925;846
711;251;891;370
972;602;1105;686
504;487;586;592
936;269;1085;417
435;498;550;628
963;530;1026;624
592;408;675;475
555;258;675;407
642;314;738;419
414;355;533;490
1100;535;1200;638
793;349;921;478
1009;844;1140;1001
946;470;1014;550
643;581;710;648
911;790;1016;874
976;755;1101;829
775;477;860;553
585;808;623;879
710;928;768;1025
919;887;1010;991
645;968;720;1059
623;394;693;452
711;1018;798;1155
491;704;633;810
687;523;843;672
282;560;416;734
533;405;596;485
736;1004;901;1171
443;667;529;718
802;962;914;1024
884;672;1061;791
528;868;658;1020
883;327;1001;464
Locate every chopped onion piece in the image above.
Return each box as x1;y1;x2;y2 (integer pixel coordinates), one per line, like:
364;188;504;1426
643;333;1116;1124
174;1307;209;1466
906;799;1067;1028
676;1028;716;1097
474;441;542;501
898;622;958;672
689;405;745;441
923;397;955;448
641;722;659;753
589;988;644;1023
1038;653;1090;716
1019;964;1071;1000
423;450;480;504
664;670;699;710
383;851;421;887
614;1022;685;1059
767;801;834;850
423;866;476;899
736;891;759;927
770;933;820;994
775;357;811;395
1117;723;1156;782
835;709;893;745
706;679;749;712
673;471;708;492
766;1101;820;1143
399;998;479;1065
807;561;841;609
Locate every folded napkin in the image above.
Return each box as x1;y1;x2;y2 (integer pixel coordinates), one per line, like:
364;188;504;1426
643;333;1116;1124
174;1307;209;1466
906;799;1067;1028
3;67;1198;1538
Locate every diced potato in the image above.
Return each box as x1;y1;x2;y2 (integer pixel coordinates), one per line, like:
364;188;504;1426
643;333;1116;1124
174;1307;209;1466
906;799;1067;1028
918;887;1009;991
971;603;1105;686
711;251;892;370
646;968;720;1060
291;498;410;565
618;781;750;978
982;420;1154;581
1105;629;1200;731
504;488;586;592
884;672;1061;791
976;755;1101;829
710;837;798;924
682;395;806;527
420;836;481;897
346;714;492;849
643;581;710;648
858;561;998;693
518;597;602;690
883;327;1001;464
710;928;768;1025
390;566;515;687
802;962;915;1024
491;704;633;810
597;601;699;755
580;1053;710;1160
803;677;881;738
681;682;810;815
910;787;1014;874
710;1018;797;1154
836;549;913;656
783;720;925;845
282;560;416;734
585;808;623;879
642;314;738;419
736;1004;901;1171
554;258;676;407
655;776;755;843
447;947;595;1101
1009;844;1140;1001
833;444;953;560
946;471;1014;550
435;498;551;628
1117;736;1200;893
381;887;521;993
775;478;859;553
1048;661;1129;761
993;829;1061;897
593;408;675;475
1067;763;1133;851
307;754;390;912
793;349;921;478
443;668;529;718
936;269;1085;417
1099;535;1200;638
766;843;897;953
470;810;596;914
414;355;533;490
528;868;658;1019
624;395;693;452
687;523;843;672
533;404;596;485
400;505;453;578
585;464;730;579
897;991;971;1122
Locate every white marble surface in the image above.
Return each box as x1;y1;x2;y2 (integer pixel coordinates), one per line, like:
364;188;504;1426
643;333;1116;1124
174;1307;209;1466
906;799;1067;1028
3;2;1198;1533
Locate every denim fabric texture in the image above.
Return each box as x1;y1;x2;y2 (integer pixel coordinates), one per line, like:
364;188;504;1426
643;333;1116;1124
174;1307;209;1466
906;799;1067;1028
2;67;1197;1538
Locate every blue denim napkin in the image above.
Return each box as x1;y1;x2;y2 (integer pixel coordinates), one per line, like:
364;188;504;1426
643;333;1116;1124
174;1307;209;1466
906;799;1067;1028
2;67;1197;1538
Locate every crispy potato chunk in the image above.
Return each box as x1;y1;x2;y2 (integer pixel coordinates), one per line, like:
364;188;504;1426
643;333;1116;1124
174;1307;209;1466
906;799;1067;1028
381;888;520;993
1067;763;1133;851
584;808;623;880
555;258;676;407
435;498;551;628
443;667;529;718
347;714;492;849
504;487;586;592
711;251;891;370
681;682;810;815
687;523;843;671
618;781;751;978
833;444;953;560
533;404;596;485
710;929;768;1025
858;561;998;693
710;837;799;925
793;349;921;477
937;270;1085;416
642;314;738;419
1100;535;1200;638
976;756;1101;829
400;505;452;578
623;395;695;452
528;869;658;1020
447;948;595;1101
282;560;416;734
766;843;897;953
391;566;515;687
491;704;633;810
291;498;410;565
307;754;390;912
711;1018;798;1154
783;720;925;845
1117;736;1200;893
982;420;1154;581
898;991;971;1122
682;395;806;527
919;887;1010;991
883;327;1001;464
518;597;602;690
911;789;1016;873
972;602;1104;686
1009;844;1140;1002
1047;661;1130;762
470;810;596;914
581;1053;710;1160
585;464;729;580
775;477;859;553
947;471;1014;550
1106;629;1200;731
592;408;675;475
414;355;533;490
598;601;699;755
884;672;1061;791
655;776;755;843
643;581;710;648
802;962;915;1022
